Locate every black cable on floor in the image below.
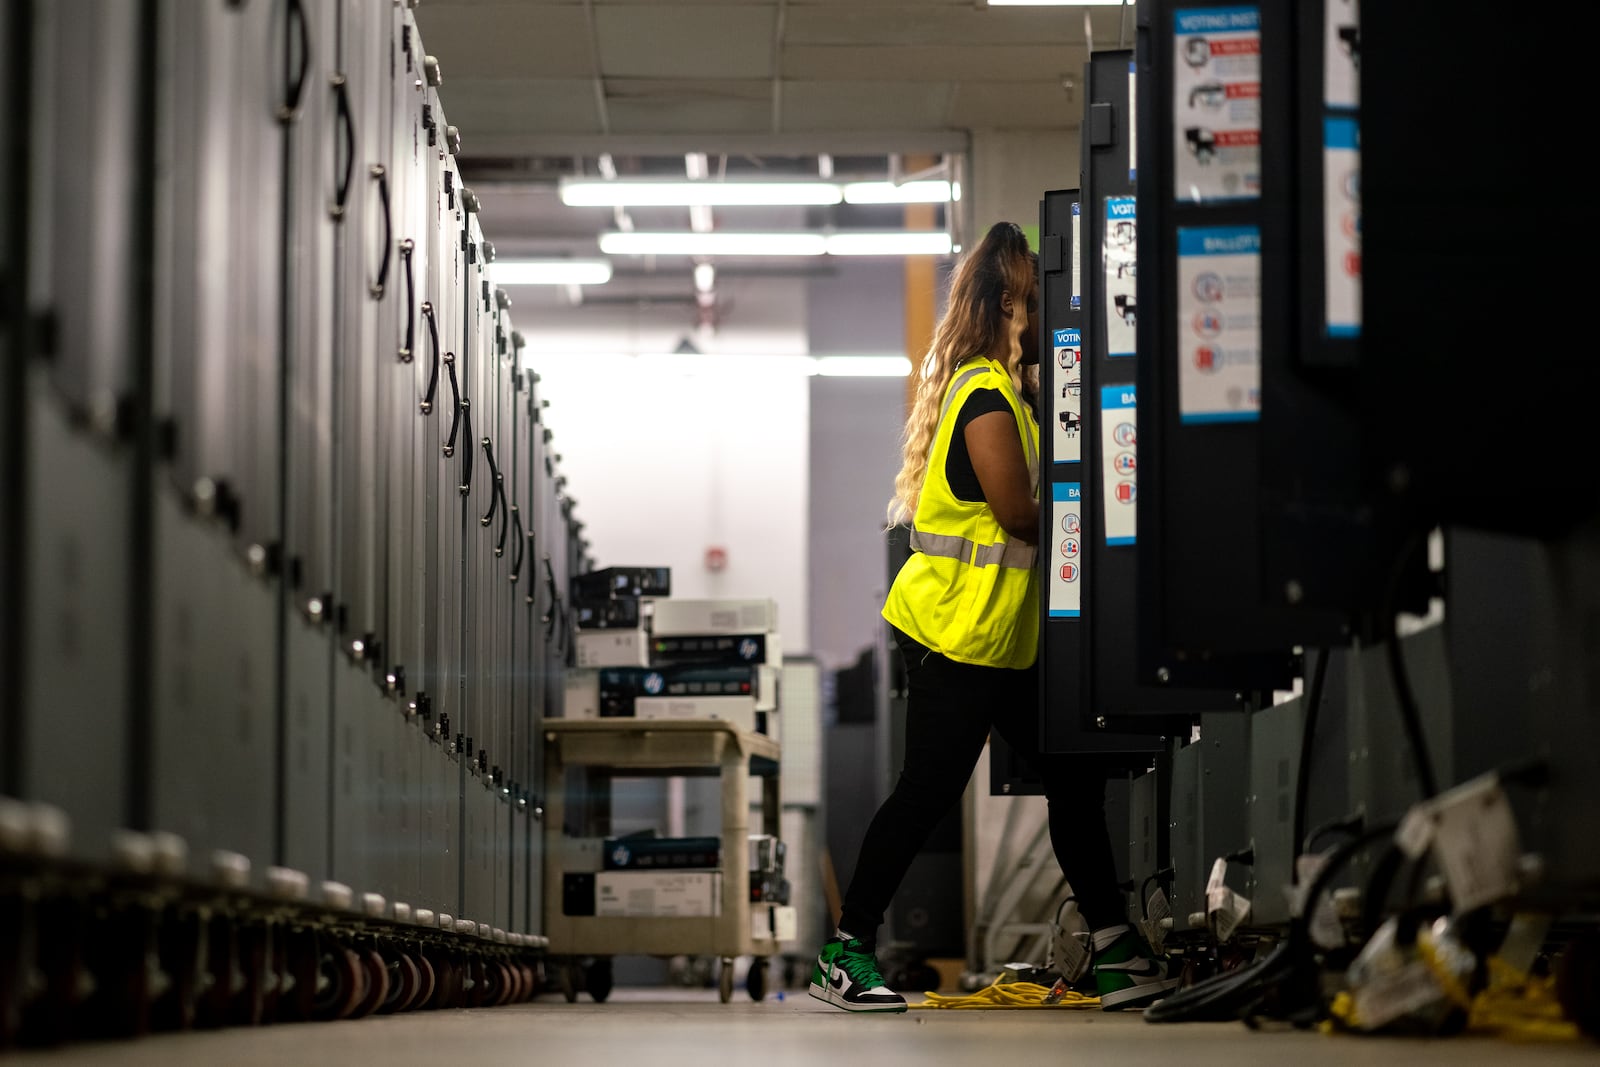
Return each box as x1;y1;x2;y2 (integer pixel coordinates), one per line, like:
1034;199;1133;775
1145;817;1402;1026
1290;648;1330;886
1383;534;1439;800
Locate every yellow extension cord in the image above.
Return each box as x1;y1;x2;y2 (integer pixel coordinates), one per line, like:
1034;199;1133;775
1326;944;1580;1042
910;978;1101;1010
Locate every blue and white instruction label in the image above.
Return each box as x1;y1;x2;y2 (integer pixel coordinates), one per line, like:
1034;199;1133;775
1049;482;1083;618
1100;386;1138;545
1323;116;1361;339
1176;225;1261;423
1053;328;1083;464
1104;196;1137;358
1172;6;1261;203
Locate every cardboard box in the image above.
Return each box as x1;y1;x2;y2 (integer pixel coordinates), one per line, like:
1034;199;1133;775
646;598;778;637
575;629;651;668
562;668;600;719
594;870;722;918
633;695;759;734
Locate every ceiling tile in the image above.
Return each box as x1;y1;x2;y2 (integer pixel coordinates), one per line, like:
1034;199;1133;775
782;44;1088;82
594;6;777;78
437;78;604;136
414;4;596;79
606;79;774;134
946;80;1080;129
781;81;955;131
784;5;1119;47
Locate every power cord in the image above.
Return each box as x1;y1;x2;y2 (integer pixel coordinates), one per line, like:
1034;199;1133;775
1291;648;1331;886
1382;532;1439;800
1145;817;1402;1026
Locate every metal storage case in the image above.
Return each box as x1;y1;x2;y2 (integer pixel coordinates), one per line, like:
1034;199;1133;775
541;719;785;1003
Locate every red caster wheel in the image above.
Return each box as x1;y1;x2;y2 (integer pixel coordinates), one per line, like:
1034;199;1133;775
348;949;388;1019
312;946;363;1021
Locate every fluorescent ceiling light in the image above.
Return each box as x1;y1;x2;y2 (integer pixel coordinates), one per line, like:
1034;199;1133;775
562;178;960;208
826;232;952;256
562;180;843;208
600;232;951;257
600;232;828;256
490;259;612;286
842;180;956;204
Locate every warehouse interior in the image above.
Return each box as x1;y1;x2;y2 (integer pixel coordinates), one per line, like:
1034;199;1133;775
2;0;1597;1063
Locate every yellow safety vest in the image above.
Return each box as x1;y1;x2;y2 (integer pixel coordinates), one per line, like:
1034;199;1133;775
882;356;1040;669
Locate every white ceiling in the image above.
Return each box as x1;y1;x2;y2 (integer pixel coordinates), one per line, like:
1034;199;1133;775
412;1;1137;314
414;0;1136;155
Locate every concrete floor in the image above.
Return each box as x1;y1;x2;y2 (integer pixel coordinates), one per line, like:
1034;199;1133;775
4;987;1595;1066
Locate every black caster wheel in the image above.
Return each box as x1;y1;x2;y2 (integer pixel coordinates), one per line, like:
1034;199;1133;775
274;928;320;1023
84;902;156;1039
746;957;768;1002
585;957;613;1003
230;922;269;1028
560;959;581;1004
719;958;735;1004
378;950;421;1014
151;907;205;1032
312;944;364;1021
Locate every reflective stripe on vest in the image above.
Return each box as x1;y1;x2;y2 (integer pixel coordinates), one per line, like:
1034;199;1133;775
909;528;1037;570
914;360;1039;571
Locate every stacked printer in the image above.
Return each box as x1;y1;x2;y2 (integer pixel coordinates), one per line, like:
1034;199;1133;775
559;567;792;917
565;567;782;741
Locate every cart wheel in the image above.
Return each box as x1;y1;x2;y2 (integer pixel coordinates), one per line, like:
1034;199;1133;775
492;961;515;1007
379;951;420;1014
313;945;364;1021
274;928;319;1024
746;957;767;1002
419;952;451;1010
412;953;438;1017
151;907;204;1031
350;949;389;1018
719;958;735;1004
585;957;613;1003
560;959;581;1003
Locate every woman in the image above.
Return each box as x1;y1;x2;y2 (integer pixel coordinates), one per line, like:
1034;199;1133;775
808;221;1177;1013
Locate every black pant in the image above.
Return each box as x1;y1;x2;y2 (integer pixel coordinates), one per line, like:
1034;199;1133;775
837;627;1125;943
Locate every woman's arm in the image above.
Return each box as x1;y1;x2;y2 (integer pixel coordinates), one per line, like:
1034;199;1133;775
965;410;1039;545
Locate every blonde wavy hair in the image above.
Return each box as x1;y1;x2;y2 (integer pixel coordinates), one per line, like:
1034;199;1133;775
887;221;1038;527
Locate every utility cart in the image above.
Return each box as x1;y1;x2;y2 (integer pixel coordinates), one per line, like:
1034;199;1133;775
541;718;787;1003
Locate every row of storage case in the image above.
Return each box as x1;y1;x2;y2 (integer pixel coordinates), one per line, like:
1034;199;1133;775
3;0;586;968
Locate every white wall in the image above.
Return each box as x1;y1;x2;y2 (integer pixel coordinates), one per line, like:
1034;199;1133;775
520;275;813;653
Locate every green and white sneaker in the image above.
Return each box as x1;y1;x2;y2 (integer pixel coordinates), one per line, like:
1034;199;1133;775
1093;927;1181;1011
807;937;908;1013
